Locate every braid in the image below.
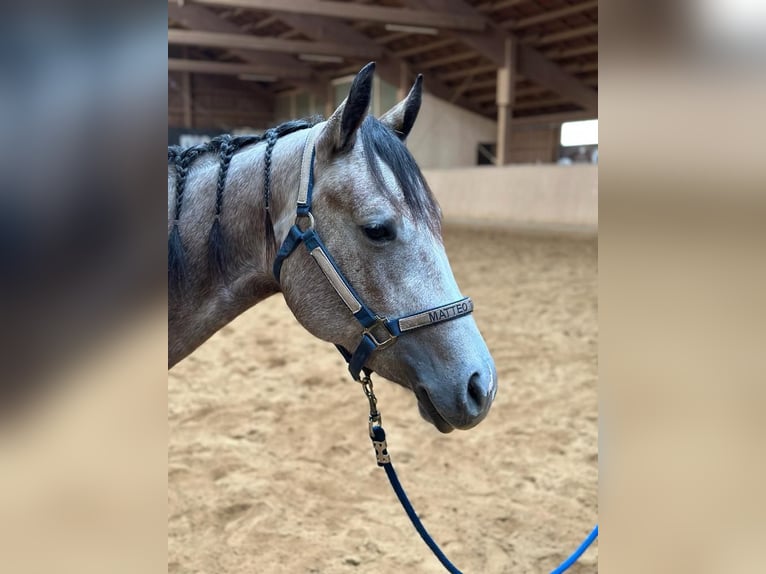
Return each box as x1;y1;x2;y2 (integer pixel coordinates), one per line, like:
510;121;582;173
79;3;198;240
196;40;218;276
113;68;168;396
174;147;203;221
263;129;279;213
208;136;236;280
169;146;204;292
214;135;235;218
262;129;280;257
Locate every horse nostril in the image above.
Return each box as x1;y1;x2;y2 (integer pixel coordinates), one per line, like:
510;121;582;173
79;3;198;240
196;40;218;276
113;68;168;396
467;371;489;412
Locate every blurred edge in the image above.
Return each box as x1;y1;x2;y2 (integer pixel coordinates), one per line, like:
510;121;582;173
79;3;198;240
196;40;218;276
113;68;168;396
600;1;766;573
0;2;168;574
0;2;167;411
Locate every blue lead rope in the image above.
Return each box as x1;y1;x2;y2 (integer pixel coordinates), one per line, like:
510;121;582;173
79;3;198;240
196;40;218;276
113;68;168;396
370;425;598;573
550;524;599;574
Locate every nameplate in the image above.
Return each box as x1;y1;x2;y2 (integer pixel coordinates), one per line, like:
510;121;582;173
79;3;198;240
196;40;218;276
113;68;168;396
397;297;473;332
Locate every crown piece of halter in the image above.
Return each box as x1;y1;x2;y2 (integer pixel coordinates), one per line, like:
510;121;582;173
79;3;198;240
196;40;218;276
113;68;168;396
272;123;474;381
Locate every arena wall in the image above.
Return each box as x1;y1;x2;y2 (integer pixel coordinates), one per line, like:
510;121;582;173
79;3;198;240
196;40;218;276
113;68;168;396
408;93;497;169
408;93;565;169
424;164;598;233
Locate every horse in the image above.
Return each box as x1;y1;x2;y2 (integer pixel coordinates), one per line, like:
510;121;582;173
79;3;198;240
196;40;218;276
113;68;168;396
167;62;497;432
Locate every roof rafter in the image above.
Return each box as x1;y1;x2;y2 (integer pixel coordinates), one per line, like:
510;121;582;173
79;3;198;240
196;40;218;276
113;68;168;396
168;28;382;59
476;0;527;13
441;64;497;81
168;0;486;32
269;11;488;116
545;43;598;60
512;110;595;126
394;38;457;58
401;0;597;113
418;51;479;70
169;58;312;78
521;23;598;47
506;0;598;30
168;3;325;98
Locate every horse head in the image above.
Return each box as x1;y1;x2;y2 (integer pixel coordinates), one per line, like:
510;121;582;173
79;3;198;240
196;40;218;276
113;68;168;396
277;63;497;433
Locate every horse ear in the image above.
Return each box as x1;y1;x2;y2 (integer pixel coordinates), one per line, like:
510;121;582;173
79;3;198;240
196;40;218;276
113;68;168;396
318;62;375;154
379;74;423;141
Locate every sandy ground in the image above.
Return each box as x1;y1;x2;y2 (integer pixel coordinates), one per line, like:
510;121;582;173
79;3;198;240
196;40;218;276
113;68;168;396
168;225;598;574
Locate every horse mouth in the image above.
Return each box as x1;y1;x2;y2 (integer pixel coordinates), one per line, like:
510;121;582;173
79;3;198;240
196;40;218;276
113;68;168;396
415;387;454;433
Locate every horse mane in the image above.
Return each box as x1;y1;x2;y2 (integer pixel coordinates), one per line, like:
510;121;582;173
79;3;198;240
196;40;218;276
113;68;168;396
167;117;323;169
168;117;323;292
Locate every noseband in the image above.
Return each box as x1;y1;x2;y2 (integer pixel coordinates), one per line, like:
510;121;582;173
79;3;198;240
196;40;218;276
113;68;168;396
272;123;474;381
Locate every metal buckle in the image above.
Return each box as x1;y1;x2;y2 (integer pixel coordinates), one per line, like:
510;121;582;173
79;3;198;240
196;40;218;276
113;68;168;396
295;211;315;231
362;316;398;349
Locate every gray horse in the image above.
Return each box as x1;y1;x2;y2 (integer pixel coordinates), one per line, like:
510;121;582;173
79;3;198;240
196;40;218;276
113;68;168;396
168;63;496;432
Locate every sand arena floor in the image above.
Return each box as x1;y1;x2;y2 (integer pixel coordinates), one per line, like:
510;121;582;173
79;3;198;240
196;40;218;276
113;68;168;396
168;226;598;574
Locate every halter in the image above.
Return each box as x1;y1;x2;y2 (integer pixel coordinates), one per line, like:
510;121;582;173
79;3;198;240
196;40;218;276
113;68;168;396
272;123;474;382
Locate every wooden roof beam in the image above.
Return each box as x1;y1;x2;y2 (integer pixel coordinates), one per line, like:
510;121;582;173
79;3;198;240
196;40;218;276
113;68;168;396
464;79;550;96
394;38;456;58
516;44;597;110
417;51;479;70
270;11;488;116
513;97;568;110
168;29;382;59
168;3;323;97
506;0;598;30
512;110;595;126
545;43;598;60
476;0;528;13
169;58;312;78
464;77;501;91
473;93;565;111
372;31;410;45
247;15;278;31
170;0;486;32
566;61;598;74
401;0;597;113
441;64;497;81
521;23;599;47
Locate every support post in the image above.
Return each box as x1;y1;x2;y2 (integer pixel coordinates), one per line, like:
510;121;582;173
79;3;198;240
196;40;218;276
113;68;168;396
495;36;515;166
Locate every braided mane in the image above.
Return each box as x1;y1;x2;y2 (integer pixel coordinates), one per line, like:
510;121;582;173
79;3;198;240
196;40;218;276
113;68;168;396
168;117;322;292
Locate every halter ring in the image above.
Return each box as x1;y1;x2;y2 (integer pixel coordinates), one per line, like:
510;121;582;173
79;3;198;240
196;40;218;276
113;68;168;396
362;317;398;349
295;211;315;231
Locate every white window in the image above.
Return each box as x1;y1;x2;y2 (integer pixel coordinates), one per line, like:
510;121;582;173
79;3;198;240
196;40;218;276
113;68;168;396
560;119;598;147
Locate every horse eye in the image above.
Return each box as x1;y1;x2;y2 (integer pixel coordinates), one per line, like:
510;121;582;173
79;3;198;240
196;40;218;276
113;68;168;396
362;223;395;242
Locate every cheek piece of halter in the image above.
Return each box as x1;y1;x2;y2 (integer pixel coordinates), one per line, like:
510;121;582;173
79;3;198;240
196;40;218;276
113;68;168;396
272;123;474;382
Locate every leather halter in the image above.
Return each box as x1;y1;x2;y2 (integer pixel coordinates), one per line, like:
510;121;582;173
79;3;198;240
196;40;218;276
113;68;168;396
273;123;474;381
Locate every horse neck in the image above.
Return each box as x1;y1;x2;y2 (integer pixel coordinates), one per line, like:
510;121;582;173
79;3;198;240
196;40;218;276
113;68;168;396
168;128;309;366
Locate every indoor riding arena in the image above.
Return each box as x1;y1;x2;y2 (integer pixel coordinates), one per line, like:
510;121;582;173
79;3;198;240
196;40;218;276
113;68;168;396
169;1;598;573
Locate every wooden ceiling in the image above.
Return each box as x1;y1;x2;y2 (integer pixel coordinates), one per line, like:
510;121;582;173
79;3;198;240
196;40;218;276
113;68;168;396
168;0;598;122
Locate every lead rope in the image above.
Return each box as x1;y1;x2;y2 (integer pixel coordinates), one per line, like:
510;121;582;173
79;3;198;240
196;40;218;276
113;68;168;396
360;376;599;574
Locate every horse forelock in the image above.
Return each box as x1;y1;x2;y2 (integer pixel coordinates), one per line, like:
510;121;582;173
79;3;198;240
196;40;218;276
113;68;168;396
358;116;441;235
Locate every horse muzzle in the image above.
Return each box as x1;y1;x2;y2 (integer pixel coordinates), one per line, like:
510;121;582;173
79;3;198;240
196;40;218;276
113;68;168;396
414;359;497;433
